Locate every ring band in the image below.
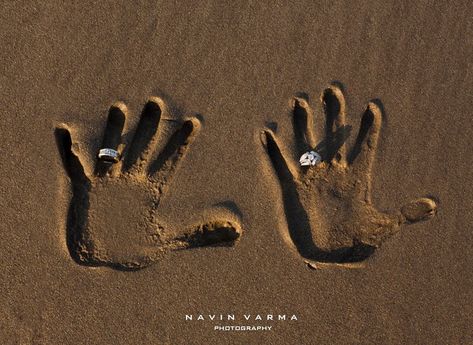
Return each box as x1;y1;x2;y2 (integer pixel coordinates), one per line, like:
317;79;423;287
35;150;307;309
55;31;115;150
98;148;120;163
299;151;322;167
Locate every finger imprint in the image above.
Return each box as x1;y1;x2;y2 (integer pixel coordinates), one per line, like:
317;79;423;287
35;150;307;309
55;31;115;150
348;101;382;177
401;198;437;223
261;130;299;184
95;102;127;177
292;97;317;153
54;126;90;185
122;97;164;174
321;86;348;166
148;118;200;189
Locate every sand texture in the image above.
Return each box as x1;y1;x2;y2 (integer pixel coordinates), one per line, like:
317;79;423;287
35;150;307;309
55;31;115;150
0;1;472;344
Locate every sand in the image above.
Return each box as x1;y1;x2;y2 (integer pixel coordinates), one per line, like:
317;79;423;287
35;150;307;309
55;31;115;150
0;1;472;344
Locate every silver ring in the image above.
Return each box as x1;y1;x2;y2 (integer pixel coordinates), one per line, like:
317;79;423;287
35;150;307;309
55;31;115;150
98;148;120;163
299;151;321;167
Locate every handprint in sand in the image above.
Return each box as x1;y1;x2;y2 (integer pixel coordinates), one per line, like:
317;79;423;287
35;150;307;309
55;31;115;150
261;85;437;268
55;98;241;270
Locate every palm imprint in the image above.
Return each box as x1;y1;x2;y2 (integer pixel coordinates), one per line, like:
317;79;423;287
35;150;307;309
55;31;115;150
262;85;437;268
56;98;241;270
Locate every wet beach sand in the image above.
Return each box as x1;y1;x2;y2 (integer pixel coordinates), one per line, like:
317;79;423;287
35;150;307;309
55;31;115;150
0;1;472;344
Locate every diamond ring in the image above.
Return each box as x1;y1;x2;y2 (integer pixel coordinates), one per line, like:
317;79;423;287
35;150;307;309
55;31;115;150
299;151;322;167
98;148;120;163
